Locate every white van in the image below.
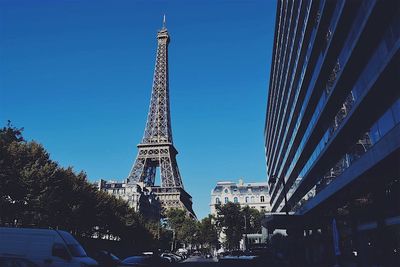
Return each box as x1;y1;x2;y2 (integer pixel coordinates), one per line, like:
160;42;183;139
0;227;98;267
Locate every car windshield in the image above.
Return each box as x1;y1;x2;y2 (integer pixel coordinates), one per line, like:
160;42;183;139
67;244;87;257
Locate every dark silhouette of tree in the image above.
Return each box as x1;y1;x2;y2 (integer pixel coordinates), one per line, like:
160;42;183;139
215;202;244;250
0;122;154;248
0;122;26;225
164;208;200;248
198;215;219;250
241;205;262;234
215;203;262;250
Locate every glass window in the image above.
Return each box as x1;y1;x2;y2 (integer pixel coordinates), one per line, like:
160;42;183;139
391;99;400;124
216;197;220;204
260;196;265;202
370;123;380;145
251;196;255;203
234;197;238;203
224;197;229;204
378;108;395;137
245;197;249;203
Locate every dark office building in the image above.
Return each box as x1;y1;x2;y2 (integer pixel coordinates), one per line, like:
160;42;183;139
263;0;399;266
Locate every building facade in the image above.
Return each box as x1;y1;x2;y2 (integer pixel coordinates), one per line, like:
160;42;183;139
98;180;161;220
210;179;271;216
263;0;399;266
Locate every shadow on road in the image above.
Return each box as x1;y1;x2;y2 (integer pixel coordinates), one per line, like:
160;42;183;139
170;256;219;267
172;257;287;267
174;263;219;267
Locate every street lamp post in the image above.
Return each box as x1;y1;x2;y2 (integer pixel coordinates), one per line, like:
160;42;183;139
243;215;247;251
171;229;175;252
281;176;289;215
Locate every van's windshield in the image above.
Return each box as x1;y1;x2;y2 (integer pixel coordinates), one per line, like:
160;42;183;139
67;244;87;257
57;230;88;257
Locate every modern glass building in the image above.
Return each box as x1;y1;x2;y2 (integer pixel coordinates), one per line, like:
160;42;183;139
263;0;399;266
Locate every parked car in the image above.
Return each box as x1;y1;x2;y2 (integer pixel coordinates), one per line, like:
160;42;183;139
176;248;188;257
0;227;98;267
161;252;181;262
218;250;258;266
160;254;175;263
0;256;40;267
192;251;201;256
122;254;169;267
92;250;124;267
171;252;183;261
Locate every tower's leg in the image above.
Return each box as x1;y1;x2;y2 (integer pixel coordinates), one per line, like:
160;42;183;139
160;155;175;187
128;157;146;184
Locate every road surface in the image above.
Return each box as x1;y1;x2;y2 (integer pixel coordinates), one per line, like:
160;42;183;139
171;256;218;266
171;256;260;267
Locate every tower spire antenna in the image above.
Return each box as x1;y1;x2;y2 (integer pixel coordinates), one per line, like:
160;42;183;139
162;14;166;29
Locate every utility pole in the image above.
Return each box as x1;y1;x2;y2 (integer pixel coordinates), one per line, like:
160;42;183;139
243;215;248;251
171;229;175;252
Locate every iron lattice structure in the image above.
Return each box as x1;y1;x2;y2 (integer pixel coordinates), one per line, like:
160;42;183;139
128;18;184;189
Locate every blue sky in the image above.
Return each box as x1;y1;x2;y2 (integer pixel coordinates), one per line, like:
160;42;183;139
0;0;276;219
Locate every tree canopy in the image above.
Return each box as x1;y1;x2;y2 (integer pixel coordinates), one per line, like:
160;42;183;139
164;208;219;251
0;122;154;248
215;202;262;250
0;122;238;252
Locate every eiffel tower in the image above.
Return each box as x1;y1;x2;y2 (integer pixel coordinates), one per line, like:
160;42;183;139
127;16;195;218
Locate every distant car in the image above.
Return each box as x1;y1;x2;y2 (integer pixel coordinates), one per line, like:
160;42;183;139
171;252;183;261
161;253;178;262
0;256;40;267
122;256;151;266
175;252;186;260
122;255;169;267
218;250;258;266
160;254;174;263
217;251;230;259
192;251;201;256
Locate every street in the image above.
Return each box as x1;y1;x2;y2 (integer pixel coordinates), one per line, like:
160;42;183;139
171;256;261;267
171;256;218;267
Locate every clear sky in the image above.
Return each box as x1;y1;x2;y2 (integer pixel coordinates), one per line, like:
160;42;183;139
0;0;276;219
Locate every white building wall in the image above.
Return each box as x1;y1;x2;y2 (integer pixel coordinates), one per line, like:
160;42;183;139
210;179;271;216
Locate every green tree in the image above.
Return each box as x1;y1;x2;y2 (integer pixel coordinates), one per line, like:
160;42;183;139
0;122;26;225
215;202;244;250
164;208;199;249
241;206;262;234
0;122;155;249
215;203;263;250
198;215;219;250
